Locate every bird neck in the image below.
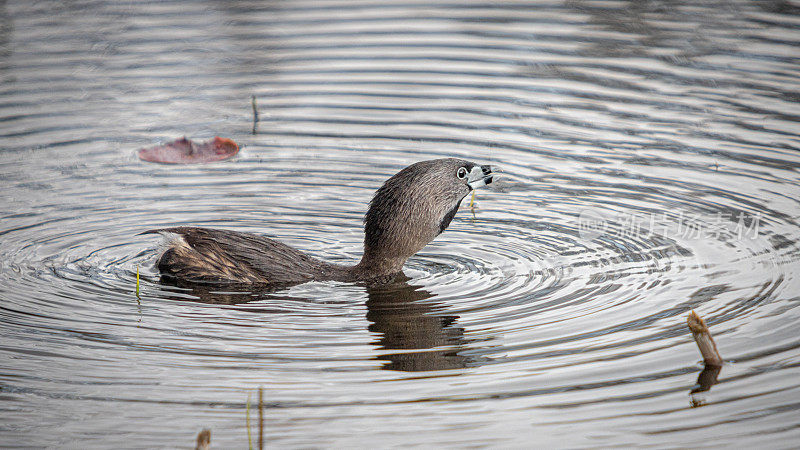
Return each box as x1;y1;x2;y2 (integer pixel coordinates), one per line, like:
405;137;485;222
349;248;409;280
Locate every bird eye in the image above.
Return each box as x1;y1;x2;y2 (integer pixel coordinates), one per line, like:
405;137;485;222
457;167;468;179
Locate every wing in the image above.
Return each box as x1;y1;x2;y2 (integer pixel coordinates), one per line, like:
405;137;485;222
143;227;339;285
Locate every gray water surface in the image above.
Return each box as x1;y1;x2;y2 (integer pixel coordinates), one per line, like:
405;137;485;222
2;0;800;447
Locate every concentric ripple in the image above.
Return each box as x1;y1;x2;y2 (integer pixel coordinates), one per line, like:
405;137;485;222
1;0;800;447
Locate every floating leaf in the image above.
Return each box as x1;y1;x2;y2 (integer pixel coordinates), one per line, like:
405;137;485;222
137;136;239;164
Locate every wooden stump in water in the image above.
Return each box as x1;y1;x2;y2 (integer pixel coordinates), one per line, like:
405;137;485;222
195;428;211;450
687;310;723;367
687;310;724;406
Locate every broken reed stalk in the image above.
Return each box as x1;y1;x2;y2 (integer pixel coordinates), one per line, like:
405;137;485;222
195;429;211;450
251;95;259;134
258;387;264;450
687;310;723;367
135;265;140;298
246;393;253;450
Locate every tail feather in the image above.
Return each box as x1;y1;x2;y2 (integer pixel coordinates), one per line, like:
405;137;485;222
142;227;266;284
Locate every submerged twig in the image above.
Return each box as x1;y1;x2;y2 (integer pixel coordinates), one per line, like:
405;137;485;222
687;310;723;366
258;386;264;450
195;429;211;450
251;95;259;135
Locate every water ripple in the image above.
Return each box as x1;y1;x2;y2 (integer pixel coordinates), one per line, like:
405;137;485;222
1;0;799;447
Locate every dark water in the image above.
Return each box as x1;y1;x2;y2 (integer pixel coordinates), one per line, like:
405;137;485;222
2;0;800;447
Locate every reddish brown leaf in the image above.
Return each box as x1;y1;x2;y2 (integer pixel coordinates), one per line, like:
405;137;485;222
138;136;239;164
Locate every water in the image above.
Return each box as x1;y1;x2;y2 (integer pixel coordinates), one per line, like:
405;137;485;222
1;0;799;447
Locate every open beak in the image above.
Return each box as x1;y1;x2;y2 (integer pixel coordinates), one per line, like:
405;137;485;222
467;164;493;190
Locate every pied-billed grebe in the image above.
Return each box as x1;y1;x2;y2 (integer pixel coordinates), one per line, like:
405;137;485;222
144;158;493;285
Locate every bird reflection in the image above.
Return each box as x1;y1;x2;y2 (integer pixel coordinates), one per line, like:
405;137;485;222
156;275;482;372
365;276;479;371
